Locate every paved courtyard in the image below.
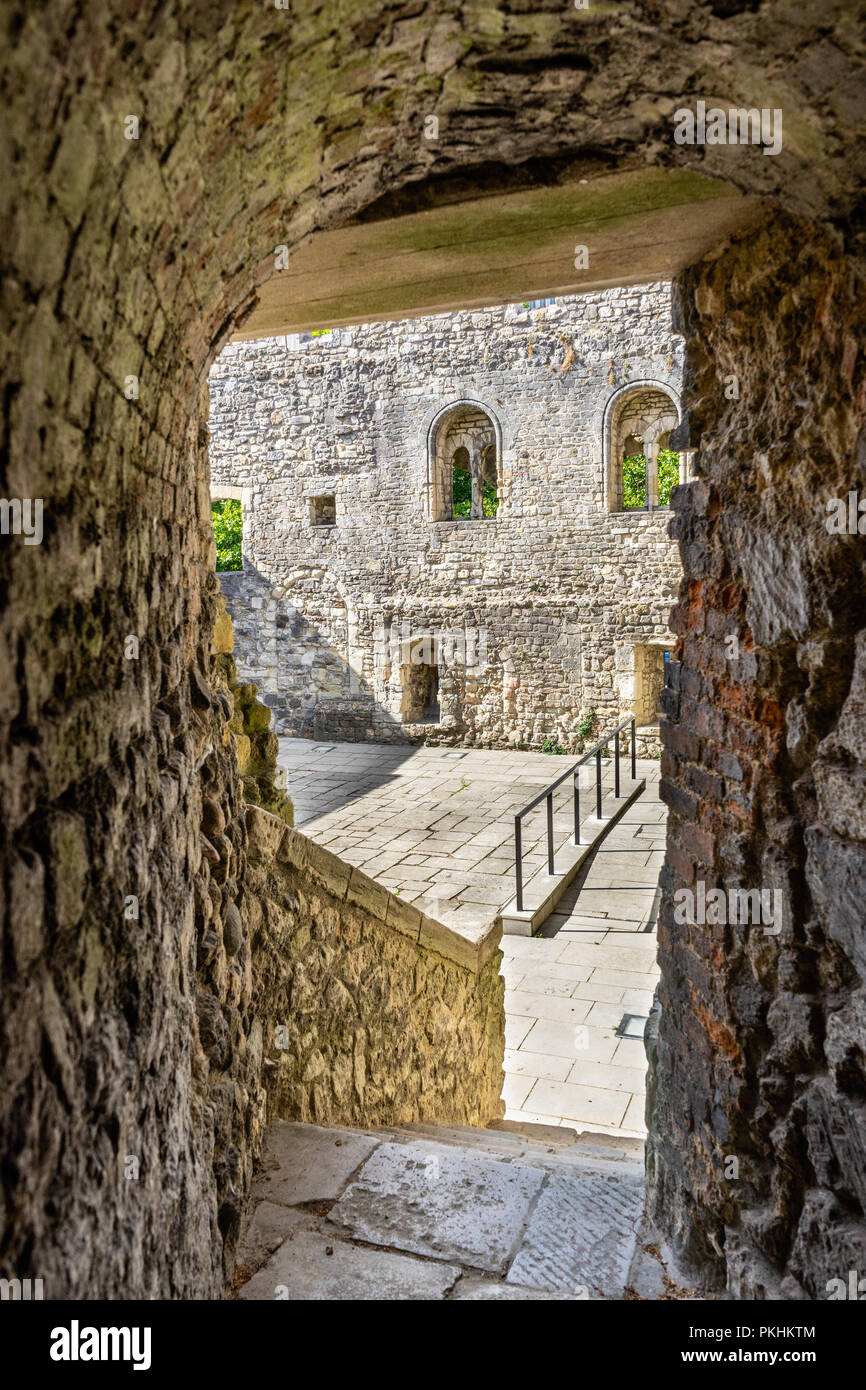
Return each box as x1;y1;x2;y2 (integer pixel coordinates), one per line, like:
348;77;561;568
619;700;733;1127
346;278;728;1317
279;738;664;1141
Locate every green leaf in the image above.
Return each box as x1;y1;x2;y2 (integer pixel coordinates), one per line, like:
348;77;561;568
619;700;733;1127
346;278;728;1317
621;449;680;509
657;448;680;506
452;466;499;518
212;498;243;571
622;453;647;509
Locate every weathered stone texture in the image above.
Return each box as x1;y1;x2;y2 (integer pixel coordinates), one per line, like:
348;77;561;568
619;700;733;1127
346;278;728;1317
209;287;682;747
647;214;866;1298
245;807;506;1129
0;370;259;1296
215;602;293;825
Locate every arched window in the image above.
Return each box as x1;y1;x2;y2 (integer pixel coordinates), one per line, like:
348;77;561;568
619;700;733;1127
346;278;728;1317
428;402;500;520
604;383;684;513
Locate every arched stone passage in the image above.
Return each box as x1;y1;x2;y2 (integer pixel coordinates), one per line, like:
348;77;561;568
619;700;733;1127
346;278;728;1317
1;1;864;1300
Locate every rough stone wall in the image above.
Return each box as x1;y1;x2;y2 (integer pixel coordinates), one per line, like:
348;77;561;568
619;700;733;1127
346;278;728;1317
209;286;682;747
0;359;262;1296
244;807;505;1128
647;216;866;1298
213;600;294;826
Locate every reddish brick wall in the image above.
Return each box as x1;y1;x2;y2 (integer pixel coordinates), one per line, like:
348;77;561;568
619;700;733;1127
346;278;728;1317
647;216;866;1297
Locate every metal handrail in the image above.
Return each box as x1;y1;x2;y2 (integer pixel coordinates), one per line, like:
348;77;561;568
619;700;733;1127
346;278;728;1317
513;716;637;912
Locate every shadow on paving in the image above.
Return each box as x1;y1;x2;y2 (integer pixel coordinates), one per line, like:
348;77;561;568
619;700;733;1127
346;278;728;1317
278;736;420;825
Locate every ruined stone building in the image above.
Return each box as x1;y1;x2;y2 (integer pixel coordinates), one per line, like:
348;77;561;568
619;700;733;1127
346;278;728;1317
2;0;865;1311
210;286;686;749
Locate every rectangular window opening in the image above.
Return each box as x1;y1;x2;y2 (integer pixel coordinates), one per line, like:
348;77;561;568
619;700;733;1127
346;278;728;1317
656;447;680;507
211;496;243;571
310;494;336;527
622;448;648;511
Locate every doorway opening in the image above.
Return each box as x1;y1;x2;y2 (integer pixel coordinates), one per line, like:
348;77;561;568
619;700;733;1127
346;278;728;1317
401;658;440;724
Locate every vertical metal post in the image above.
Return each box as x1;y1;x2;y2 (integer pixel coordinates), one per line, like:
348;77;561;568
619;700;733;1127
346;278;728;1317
631;717;636;780
596;749;602;818
515;816;523;913
573;770;580;845
614;729;620;798
546;792;554;876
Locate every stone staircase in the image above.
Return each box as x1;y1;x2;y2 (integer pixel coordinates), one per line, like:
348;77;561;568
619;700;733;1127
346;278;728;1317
233;1118;698;1301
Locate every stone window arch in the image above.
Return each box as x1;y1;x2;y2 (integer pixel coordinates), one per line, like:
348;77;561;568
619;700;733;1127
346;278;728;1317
427;400;501;520
603;382;684;513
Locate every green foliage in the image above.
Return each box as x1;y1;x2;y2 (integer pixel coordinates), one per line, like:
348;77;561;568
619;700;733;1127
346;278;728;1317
576;708;597;745
310;328;331;338
657;448;680;506
541;736;565;755
622;452;647;509
452;465;471;516
622;448;680;509
452;466;498;518
482;483;499;517
212;498;242;571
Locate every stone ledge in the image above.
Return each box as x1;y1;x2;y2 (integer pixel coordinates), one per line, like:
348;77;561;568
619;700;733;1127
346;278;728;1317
245;804;501;973
500;778;646;935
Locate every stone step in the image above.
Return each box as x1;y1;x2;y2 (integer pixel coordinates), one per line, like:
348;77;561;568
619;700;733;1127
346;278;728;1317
493;1117;645;1158
369;1119;645;1177
490;1118;579;1147
371;1119;563;1156
235;1118;697;1302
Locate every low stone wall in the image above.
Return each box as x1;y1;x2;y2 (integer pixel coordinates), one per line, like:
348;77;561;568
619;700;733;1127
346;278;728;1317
634;725;663;759
244;807;506;1129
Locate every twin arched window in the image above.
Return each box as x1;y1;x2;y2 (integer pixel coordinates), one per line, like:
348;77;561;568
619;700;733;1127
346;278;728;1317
429;403;500;521
605;384;686;512
425;386;688;521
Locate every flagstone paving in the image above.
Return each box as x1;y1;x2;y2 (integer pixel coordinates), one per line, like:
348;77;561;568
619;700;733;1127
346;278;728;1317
501;773;663;1140
235;1120;694;1301
278;738;664;1139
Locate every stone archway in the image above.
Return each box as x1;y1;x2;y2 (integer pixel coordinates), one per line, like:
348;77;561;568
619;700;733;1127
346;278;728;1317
1;2;864;1300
